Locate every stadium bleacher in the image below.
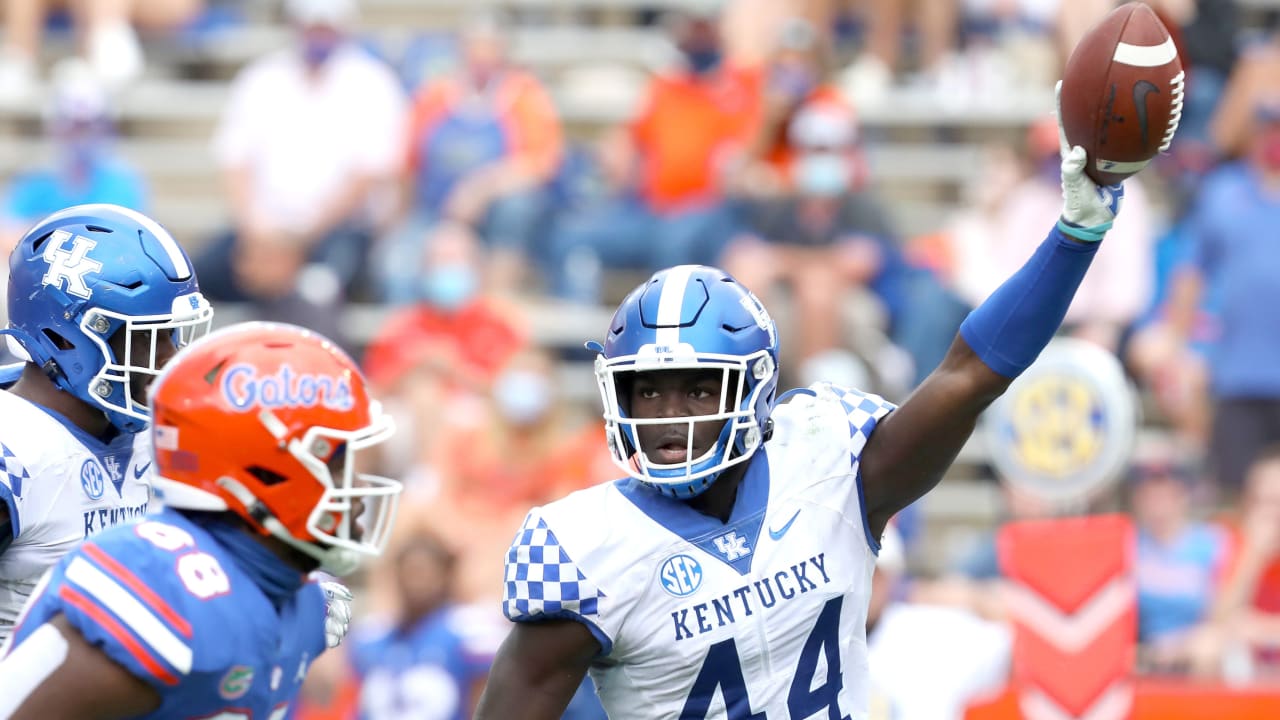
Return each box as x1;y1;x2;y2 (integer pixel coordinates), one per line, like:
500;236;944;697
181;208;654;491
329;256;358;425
0;0;1215;576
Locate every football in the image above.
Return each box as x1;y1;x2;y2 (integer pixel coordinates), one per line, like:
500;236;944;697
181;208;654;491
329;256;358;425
1059;2;1184;186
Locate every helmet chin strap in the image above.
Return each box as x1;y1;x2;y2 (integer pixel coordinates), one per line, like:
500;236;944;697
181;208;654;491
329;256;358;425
215;475;359;575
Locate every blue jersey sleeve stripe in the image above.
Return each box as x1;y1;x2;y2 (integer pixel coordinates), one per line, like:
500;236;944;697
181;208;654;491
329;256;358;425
82;543;193;639
64;556;193;676
854;468;880;555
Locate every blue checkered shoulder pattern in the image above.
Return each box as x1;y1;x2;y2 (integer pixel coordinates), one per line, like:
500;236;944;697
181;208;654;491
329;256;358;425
504;513;604;624
825;384;897;462
0;441;30;537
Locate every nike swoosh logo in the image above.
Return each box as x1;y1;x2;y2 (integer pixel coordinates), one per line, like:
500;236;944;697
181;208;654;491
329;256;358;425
768;510;801;541
132;462;152;480
1132;80;1159;150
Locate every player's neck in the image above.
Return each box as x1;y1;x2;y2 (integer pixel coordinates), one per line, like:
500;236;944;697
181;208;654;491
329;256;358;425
8;363;111;437
685;464;749;523
253;530;320;576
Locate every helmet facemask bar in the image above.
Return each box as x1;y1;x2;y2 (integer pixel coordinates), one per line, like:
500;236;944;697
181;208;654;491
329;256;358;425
80;294;214;425
596;349;773;493
287;409;401;575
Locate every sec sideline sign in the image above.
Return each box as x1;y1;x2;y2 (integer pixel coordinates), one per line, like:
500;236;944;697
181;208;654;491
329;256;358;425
982;338;1138;506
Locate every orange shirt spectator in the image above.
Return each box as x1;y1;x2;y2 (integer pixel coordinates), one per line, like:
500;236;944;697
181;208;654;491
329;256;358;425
362;299;526;392
443;423;613;515
631;64;762;212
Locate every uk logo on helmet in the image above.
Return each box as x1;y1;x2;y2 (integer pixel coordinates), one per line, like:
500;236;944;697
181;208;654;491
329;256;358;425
41;230;104;300
221;363;354;413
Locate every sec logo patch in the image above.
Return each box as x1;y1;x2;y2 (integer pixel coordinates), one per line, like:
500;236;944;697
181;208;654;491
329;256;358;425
80;459;105;500
659;554;703;597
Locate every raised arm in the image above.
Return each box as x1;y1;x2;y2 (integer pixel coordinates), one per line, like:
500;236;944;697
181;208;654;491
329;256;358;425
474;619;600;720
861;87;1123;539
0;614;161;719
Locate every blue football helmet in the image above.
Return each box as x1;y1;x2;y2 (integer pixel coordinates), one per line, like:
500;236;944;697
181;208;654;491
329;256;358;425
592;265;780;497
1;204;214;432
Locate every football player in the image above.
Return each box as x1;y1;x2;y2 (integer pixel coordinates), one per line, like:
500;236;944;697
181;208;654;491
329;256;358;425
0;204;214;644
475;90;1126;717
349;529;503;720
0;321;403;718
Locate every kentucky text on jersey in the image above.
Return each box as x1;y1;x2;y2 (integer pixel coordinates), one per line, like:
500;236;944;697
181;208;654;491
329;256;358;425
83;501;149;537
0;391;152;640
671;553;830;641
221;363;354;412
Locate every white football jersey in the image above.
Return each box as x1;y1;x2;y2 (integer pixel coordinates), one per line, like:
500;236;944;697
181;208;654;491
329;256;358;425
504;384;896;720
0;390;152;642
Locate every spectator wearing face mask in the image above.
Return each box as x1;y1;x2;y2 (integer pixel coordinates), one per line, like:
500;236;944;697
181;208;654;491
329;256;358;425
377;9;564;300
0;58;146;254
0;58;146;334
543;6;762;305
720;98;902;374
198;0;406;324
732;16;855;199
412;348;613;604
362;221;527;399
1158;99;1280;497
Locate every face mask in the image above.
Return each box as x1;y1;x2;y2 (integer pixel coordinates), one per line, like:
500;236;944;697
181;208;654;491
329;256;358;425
61;135;104;170
301;34;341;67
795;153;850;197
420;265;477;310
769;64;816;101
493;369;553;425
682;47;722;75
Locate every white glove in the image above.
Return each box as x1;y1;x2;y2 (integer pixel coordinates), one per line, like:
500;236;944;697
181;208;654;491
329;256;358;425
1056;80;1124;241
319;579;354;649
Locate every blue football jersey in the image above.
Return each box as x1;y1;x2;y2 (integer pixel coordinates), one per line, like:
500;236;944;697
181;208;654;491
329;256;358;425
349;604;503;720
6;508;328;719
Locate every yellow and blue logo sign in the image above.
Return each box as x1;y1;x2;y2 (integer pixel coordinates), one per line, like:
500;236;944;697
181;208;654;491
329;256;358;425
984;338;1136;505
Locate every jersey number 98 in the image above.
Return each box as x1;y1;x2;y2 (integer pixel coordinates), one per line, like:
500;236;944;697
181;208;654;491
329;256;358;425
136;521;232;600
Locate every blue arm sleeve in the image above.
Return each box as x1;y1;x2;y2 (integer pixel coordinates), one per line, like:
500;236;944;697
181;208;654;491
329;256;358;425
959;225;1100;378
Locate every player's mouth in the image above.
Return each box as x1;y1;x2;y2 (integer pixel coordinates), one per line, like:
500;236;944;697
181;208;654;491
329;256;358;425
651;435;693;464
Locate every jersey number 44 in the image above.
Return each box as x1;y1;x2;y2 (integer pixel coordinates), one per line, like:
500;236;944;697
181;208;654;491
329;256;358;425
681;597;849;719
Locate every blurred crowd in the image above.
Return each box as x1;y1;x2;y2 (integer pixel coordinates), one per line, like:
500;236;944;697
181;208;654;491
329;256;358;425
5;0;1280;718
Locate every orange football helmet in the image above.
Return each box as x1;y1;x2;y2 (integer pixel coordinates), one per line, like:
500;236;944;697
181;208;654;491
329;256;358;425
148;321;400;575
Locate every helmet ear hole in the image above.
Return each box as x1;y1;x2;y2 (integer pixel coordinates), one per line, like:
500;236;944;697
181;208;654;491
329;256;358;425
30;231;54;253
41;328;75;351
246;465;288;486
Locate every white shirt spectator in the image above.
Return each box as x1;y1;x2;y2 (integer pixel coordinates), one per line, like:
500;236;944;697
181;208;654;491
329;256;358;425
212;44;406;233
868;602;1013;720
948;174;1155;331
